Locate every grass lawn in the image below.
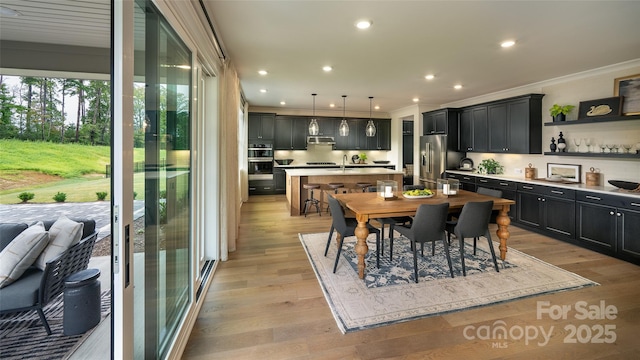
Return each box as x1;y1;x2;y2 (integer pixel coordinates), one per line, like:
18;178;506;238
0;140;150;204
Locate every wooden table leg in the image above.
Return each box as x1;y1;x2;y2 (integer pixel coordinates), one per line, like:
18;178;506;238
496;204;511;260
354;214;370;279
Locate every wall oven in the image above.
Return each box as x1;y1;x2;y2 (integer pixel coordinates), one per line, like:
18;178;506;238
248;143;274;180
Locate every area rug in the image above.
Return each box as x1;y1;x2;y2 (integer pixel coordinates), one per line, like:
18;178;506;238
0;290;111;359
300;232;598;333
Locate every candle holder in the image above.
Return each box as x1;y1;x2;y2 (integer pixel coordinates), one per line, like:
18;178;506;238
377;180;398;200
437;178;459;197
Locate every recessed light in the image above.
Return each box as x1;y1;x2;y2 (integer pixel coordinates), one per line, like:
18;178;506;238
280;101;286;105
374;105;380;110
258;70;268;75
501;40;516;48
0;6;21;17
425;74;435;80
260;89;267;93
412;98;419;103
356;20;372;29
329;103;335;108
454;84;463;90
323;66;332;72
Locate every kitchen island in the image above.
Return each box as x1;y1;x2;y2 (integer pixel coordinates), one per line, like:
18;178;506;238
286;168;404;216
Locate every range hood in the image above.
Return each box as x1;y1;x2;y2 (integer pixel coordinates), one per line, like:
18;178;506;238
307;136;335;145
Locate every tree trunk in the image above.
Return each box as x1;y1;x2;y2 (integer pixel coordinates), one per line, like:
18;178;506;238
75;82;84;142
60;81;66;143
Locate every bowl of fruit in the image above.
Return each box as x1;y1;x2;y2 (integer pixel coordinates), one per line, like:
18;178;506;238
402;188;434;199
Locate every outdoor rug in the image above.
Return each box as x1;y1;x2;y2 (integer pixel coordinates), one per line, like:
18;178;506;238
300;232;598;333
0;290;111;359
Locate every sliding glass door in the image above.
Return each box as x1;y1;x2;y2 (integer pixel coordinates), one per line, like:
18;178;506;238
133;1;192;358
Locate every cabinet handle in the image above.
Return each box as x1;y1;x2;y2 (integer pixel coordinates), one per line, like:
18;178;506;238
537;197;542;201
542;198;546;202
631;202;640;207
499;182;509;186
610;211;615;215
463;177;471;180
522;185;533;190
551;190;564;195
479;179;488;183
617;212;621;217
585;195;601;201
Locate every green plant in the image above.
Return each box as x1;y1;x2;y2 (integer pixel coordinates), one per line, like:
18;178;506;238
96;191;108;200
133;191;138;199
477;159;504;174
358;153;367;161
18;192;35;203
53;192;67;202
549;104;575;117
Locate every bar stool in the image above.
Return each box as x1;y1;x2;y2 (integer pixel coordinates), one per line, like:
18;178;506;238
302;183;322;217
326;183;345;212
355;182;373;193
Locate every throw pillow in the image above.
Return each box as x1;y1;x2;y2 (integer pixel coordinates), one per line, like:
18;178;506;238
0;222;50;288
0;223;28;252
34;215;84;270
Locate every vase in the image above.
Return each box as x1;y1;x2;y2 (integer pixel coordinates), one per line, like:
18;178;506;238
550;137;557;152
553;114;566;122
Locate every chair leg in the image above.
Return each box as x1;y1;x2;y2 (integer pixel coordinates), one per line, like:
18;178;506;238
413;241;419;283
376;229;381;268
380;224;386;256
37;308;52;335
324;226;335;256
459;235;467;276
442;236;454;278
431;241;435;256
485;231;499;272
389;224;394;260
473;237;478;255
333;234;345;273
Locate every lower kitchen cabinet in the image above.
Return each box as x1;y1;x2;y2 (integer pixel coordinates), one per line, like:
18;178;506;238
274;168;286;194
476;177;517;221
249;179;275;195
576;191;640;264
445;172;476;192
516;183;575;240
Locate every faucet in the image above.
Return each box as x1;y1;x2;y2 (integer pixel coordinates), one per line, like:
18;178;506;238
342;154;347;171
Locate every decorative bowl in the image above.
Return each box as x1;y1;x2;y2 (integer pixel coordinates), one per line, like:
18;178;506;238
275;159;293;165
373;160;390;164
608;180;640;190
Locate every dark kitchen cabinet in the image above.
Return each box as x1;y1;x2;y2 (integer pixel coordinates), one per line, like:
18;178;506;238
516;183;575;240
366;119;391;150
334;119;363;150
248;179;274;195
487;95;543;154
316;117;336;137
273;168;286;194
445;172;476;192
423;108;459;136
459;106;488;152
476;177;517;221
248;112;275;141
402;120;413;135
275;116;307;150
576;191;640;264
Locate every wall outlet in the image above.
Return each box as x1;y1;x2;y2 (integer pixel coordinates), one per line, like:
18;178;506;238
514;168;523;174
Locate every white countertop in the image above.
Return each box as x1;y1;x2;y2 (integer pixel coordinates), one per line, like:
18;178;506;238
285;167;403;176
446;170;640;198
275;163;395;168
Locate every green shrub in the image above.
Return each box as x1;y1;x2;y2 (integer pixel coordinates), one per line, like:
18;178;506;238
18;192;35;203
96;191;108;201
133;191;138;199
159;190;167;199
53;192;67;202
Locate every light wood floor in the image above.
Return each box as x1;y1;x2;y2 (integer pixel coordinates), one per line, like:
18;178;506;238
182;195;640;360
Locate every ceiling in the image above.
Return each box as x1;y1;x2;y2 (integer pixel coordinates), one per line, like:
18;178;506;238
1;1;639;114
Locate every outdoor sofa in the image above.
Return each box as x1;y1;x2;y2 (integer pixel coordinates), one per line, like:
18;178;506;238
0;218;97;335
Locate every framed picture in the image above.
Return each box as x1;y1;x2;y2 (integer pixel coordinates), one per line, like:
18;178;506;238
547;163;581;183
614;73;640;115
578;96;623;119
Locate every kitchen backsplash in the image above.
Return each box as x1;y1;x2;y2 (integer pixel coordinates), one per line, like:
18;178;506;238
274;146;391;165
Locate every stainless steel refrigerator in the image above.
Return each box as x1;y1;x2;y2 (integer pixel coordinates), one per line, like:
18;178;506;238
419;135;464;189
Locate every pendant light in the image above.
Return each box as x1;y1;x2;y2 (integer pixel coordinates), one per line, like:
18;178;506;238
339;95;349;137
308;93;319;136
365;96;376;137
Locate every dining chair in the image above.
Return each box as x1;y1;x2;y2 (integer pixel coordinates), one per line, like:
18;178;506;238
367;186;412;259
325;196;381;273
394;203;452;282
446;187;502;253
449;200;499;276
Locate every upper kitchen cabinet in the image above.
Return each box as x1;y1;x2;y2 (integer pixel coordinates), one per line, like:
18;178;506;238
459;106;488;152
335;119;366;150
487;94;544;154
423;108;459;136
274;116;308;150
315;117;336;137
366;119;391;150
248;112;275;141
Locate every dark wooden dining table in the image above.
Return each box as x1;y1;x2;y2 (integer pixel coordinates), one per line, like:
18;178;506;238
332;190;516;279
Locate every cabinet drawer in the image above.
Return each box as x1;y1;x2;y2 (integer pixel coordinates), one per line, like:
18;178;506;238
517;183;575;199
476;177;517;191
446;172;475;182
577;191;640;209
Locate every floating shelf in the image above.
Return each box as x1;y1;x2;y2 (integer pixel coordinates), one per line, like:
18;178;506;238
544;114;640;126
544;152;640;160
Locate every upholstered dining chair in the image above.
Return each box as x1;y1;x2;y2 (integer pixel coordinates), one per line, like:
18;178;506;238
446;186;502;253
394;202;452;282
448;200;499;276
367;186;412;260
325;196;381;273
